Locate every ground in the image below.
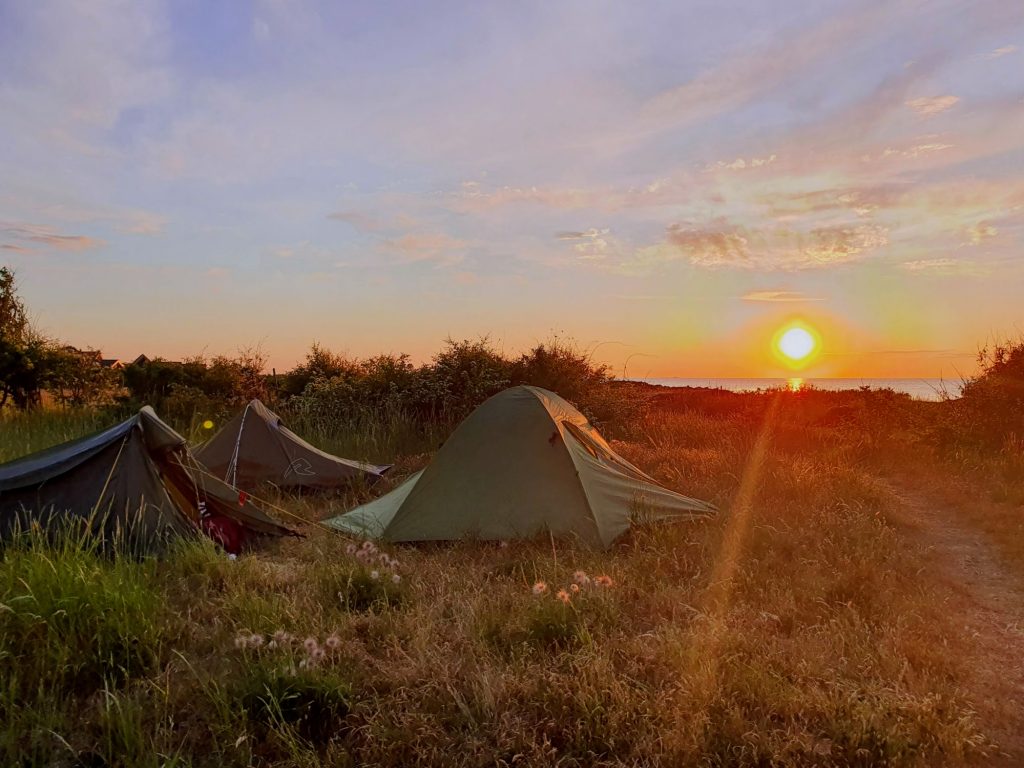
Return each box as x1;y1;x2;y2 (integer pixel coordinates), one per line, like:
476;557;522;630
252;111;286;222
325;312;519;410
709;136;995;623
882;481;1024;765
1;387;1023;766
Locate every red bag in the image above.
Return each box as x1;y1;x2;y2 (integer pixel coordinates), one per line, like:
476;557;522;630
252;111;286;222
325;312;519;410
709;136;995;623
201;513;247;554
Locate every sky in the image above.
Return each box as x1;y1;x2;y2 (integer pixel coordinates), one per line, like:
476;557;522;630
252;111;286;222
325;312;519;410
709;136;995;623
1;0;1022;379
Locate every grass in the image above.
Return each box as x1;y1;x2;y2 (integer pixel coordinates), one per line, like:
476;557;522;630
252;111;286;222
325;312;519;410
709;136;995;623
0;386;1020;765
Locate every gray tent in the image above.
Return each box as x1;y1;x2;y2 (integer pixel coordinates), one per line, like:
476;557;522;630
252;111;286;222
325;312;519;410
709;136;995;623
195;399;390;493
0;407;296;554
326;386;715;549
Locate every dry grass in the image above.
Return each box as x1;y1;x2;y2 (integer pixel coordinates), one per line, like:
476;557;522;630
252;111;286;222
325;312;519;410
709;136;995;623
3;389;1019;765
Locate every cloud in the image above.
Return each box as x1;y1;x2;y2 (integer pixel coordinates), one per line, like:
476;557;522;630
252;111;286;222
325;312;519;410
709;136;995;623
905;95;959;116
206;267;229;278
328;210;421;234
707;154;777;172
986;45;1017;59
741;290;823;303
899;257;986;276
649;221;888;271
555;228;614;261
0;243;32;253
381;232;468;265
666;224;750;266
116;212;167;236
965;221;998;245
328;210;387;233
0;223;104;252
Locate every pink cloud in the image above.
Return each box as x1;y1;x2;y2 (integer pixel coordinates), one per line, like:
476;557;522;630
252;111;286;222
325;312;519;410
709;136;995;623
904;95;960;116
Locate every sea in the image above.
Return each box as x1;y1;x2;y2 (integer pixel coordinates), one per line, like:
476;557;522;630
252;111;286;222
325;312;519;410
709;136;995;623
635;378;961;402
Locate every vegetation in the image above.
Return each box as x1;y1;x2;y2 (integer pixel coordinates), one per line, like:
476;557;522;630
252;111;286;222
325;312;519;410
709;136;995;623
2;264;1024;765
4;362;1024;765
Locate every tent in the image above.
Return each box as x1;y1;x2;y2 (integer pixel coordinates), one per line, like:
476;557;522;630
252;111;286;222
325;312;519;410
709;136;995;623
326;386;716;549
0;406;297;555
195;399;390;493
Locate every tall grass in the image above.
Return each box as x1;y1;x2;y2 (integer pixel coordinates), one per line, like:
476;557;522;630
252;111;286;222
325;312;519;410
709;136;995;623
0;406;120;462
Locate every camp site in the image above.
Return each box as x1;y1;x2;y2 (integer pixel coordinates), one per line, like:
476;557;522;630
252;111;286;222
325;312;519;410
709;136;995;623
2;3;1024;766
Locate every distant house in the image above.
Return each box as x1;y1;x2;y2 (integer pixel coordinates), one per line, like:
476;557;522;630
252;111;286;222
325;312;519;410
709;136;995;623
131;354;151;366
101;359;126;370
61;345;103;365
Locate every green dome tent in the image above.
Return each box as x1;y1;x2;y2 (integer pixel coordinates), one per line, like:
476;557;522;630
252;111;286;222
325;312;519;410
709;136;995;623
0;406;297;555
326;386;715;549
195;399;390;493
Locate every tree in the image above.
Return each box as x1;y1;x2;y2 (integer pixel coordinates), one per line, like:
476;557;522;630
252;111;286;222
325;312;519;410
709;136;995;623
0;267;47;409
0;266;29;345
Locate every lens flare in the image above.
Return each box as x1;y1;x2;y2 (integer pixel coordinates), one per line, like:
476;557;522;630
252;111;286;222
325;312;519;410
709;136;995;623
202;419;214;430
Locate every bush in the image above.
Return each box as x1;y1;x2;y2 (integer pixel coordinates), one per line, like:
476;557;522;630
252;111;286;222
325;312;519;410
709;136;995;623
956;338;1024;451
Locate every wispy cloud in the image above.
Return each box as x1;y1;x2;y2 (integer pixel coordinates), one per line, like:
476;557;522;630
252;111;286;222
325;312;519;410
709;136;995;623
381;232;468;266
905;95;960;116
965;221;998;245
900;257;986;276
707;154;777;172
986;45;1018;59
741;290;823;303
1;223;104;252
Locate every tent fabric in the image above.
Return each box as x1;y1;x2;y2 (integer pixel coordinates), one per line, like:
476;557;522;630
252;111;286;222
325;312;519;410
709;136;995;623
326;386;716;550
0;407;296;554
195;399;391;492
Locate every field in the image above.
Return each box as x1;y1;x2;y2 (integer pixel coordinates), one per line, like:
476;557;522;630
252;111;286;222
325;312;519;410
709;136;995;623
2;385;1023;767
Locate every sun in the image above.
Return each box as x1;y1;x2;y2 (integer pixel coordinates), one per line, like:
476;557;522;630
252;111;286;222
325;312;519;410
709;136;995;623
779;328;815;361
771;322;821;370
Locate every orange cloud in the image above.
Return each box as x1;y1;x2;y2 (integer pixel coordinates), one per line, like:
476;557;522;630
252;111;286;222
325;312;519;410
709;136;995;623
657;222;887;270
1;223;104;252
741;290;823;303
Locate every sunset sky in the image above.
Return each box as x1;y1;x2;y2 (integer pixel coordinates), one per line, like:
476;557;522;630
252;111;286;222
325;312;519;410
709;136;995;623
1;1;1021;379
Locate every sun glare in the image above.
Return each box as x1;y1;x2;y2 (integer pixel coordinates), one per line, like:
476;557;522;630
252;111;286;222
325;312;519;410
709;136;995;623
772;323;820;370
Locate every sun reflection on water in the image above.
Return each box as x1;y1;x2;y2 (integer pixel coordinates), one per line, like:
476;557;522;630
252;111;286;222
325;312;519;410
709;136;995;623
787;377;804;392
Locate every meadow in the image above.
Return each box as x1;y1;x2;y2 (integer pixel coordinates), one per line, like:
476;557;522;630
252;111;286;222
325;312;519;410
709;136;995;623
1;378;1023;767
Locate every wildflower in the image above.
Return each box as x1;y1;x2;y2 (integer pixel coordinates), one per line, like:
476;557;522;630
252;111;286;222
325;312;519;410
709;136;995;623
389;559;400;570
498;541;509;549
355;549;370;563
391;573;402;585
326;635;341;650
272;630;293;645
570;583;580;594
234;634;249;650
573;570;590;586
304;637;319;654
556;589;571;605
345;543;357;555
370;570;380;581
298;659;308;670
360;540;377;554
312;647;326;663
267;640;278;650
532;581;548;595
248;634;264;648
594;575;614;588
378;553;391;565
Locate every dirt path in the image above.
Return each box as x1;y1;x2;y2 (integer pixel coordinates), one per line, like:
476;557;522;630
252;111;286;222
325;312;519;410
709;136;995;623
881;480;1024;764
